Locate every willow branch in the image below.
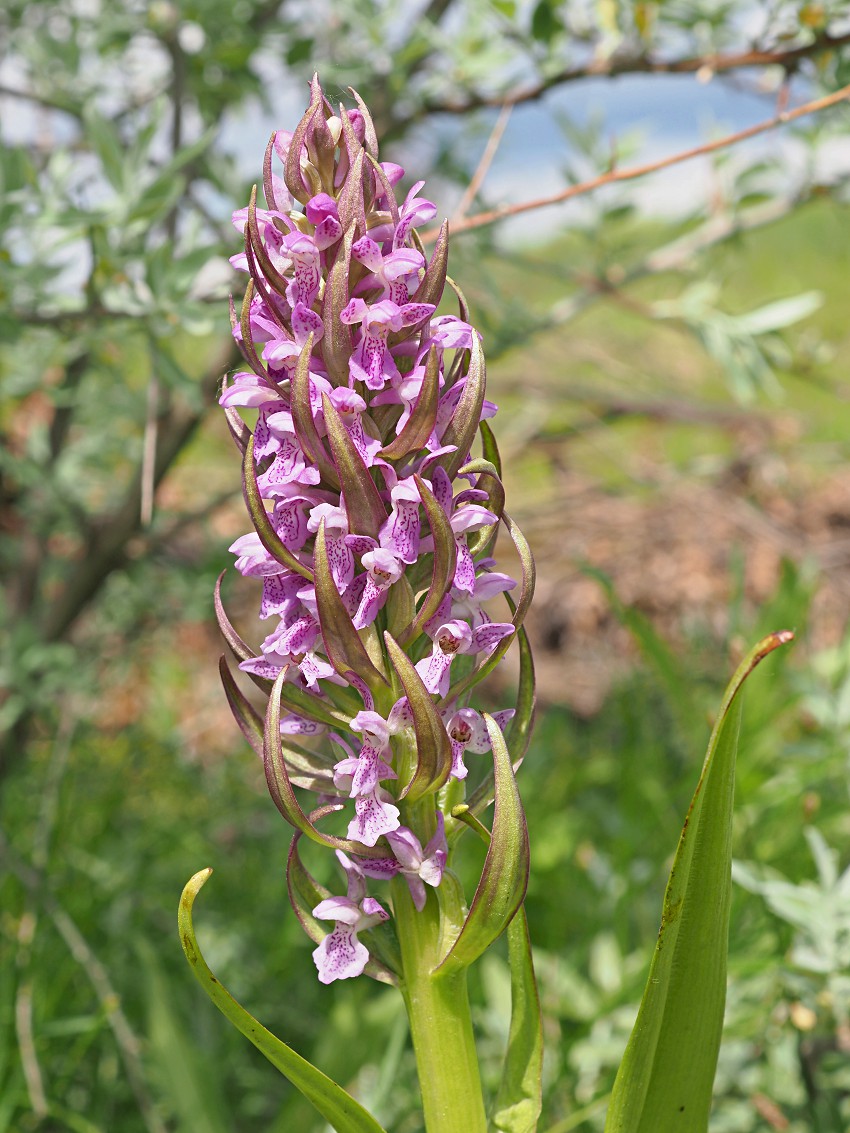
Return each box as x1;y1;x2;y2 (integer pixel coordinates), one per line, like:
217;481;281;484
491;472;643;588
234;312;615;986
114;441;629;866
430;83;850;241
427;29;850;115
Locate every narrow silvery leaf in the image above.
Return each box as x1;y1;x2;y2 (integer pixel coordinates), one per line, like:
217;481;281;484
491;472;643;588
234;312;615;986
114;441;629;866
291;335;339;487
384;632;452;801
323;395;388;538
264;670;393;859
379;345;440;460
219;655;264;757
179;869;388;1133
242;434;313;581
604;631;794;1133
491;908;543;1133
438;333;486;479
437;716;529;973
399;475;457;645
314;519;389;693
321;223;355;385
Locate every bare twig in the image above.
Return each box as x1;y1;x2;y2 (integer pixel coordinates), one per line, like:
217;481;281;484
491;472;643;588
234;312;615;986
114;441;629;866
426;30;850;116
428;83;850;240
452;103;513;224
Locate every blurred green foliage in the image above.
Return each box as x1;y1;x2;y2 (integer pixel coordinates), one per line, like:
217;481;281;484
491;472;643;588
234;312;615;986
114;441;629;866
3;1;850;1130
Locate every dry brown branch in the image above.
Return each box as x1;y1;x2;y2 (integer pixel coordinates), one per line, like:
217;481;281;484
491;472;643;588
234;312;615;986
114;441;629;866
425;83;850;241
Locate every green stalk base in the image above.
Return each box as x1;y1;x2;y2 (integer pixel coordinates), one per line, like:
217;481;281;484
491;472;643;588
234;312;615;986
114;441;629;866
393;877;487;1133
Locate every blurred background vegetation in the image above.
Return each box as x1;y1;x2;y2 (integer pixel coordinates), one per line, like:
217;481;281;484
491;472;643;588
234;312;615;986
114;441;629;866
2;1;850;1130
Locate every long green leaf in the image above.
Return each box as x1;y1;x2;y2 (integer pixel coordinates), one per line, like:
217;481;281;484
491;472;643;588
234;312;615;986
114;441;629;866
490;909;543;1133
178;869;387;1133
604;630;793;1133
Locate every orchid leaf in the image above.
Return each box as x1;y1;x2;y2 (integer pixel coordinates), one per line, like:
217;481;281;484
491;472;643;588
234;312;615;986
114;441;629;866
400;475;457;645
323;395;387;538
242;433;313;581
379;345;440;460
384;632;452;801
314;519;389;693
264;669;393;860
604;631;794;1133
179;869;387;1133
290;334;339;487
491;908;543;1133
437;715;529;973
438;333;486;479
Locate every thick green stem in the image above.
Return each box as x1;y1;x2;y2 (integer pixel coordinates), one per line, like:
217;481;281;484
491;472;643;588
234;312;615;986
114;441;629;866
393;875;487;1133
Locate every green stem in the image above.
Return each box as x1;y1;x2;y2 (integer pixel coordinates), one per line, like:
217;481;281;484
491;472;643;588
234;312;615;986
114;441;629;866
392;875;487;1133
